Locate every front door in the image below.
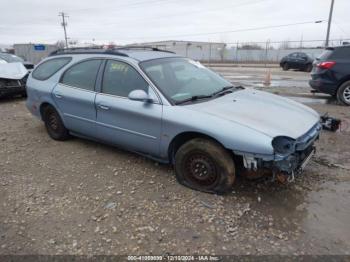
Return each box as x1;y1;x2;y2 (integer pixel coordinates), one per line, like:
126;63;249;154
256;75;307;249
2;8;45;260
95;60;162;157
52;59;103;138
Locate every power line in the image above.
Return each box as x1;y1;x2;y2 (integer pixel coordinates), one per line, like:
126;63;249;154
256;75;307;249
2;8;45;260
59;12;69;48
104;20;326;41
72;0;273;29
66;0;177;13
333;21;349;37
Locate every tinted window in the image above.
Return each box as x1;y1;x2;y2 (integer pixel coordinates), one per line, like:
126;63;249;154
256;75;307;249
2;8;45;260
102;60;148;97
331;47;350;59
32;57;71;80
61;59;102;91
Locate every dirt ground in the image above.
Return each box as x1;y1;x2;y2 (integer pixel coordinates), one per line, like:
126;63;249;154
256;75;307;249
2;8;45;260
1;67;350;256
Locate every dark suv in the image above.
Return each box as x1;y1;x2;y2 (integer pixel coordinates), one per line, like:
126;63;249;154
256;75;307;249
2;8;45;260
309;45;350;105
280;52;314;72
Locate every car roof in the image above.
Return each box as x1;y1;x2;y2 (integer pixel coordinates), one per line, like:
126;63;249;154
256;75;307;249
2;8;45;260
49;47;180;62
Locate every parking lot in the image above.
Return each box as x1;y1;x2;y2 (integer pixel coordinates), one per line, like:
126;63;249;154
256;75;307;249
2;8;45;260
1;66;350;255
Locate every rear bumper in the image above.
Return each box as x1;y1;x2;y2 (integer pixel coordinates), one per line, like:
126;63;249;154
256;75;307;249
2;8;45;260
309;79;338;96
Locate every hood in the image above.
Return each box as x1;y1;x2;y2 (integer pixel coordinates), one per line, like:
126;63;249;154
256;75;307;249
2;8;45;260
0;62;28;80
187;89;320;139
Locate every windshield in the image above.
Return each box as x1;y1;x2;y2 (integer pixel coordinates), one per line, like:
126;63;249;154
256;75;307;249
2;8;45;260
140;58;233;104
0;53;24;63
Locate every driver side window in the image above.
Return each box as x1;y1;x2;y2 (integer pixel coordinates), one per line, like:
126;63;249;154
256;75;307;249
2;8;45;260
102;60;149;97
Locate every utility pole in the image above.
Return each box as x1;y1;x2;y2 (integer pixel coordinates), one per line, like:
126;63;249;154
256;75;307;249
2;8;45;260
59;12;69;48
325;0;335;47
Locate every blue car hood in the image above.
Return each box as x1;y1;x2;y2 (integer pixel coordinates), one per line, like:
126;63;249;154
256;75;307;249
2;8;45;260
186;89;320;139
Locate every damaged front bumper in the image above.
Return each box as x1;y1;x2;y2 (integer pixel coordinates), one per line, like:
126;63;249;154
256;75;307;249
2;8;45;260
0;77;27;97
236;122;322;181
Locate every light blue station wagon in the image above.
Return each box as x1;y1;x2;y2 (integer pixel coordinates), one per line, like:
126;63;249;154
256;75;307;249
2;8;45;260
26;47;321;194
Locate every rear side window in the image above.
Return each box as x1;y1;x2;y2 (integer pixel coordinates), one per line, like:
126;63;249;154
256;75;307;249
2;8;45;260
32;57;71;80
60;59;102;91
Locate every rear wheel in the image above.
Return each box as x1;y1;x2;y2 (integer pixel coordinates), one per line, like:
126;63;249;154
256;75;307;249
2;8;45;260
282;63;289;71
337;80;350;106
43;106;70;140
174;138;235;194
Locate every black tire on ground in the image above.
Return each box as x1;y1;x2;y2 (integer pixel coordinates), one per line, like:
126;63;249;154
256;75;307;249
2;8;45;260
337;80;350;106
305;63;313;72
282;63;289;71
174;138;235;194
43;106;70;140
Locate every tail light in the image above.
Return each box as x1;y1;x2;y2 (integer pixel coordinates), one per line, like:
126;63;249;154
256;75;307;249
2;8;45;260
317;61;336;69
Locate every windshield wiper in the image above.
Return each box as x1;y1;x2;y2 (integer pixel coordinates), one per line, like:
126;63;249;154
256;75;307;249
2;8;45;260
175;95;213;105
211;85;236;97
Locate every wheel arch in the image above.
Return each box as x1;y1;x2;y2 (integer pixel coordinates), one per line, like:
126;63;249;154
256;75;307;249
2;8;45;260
337;76;350;90
39;102;65;123
167;131;231;164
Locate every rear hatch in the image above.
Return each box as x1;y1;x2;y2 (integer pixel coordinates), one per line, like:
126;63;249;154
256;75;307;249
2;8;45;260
312;46;350;75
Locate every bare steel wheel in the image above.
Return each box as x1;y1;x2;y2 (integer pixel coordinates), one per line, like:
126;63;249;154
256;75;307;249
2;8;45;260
174;138;235;194
337;80;350;106
43;106;70;140
184;153;219;187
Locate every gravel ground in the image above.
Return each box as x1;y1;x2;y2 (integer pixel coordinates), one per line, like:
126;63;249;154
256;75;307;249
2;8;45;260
1;77;350;256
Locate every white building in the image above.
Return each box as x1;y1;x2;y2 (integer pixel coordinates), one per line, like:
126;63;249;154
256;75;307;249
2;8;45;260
14;43;58;64
136;40;227;62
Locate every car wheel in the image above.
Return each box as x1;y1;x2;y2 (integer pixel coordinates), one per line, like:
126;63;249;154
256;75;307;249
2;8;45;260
43;106;70;140
282;63;289;71
174;138;235;194
337;80;350;106
305;64;312;72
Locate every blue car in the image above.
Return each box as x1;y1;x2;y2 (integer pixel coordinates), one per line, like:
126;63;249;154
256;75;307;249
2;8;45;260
26;47;321;194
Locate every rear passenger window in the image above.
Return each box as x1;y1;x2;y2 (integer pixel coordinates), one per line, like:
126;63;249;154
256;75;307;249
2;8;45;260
102;60;148;97
32;57;71;80
60;59;102;91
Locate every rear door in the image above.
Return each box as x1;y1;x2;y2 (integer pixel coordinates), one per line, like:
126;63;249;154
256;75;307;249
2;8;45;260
296;53;308;68
95;59;162;156
288;53;299;68
52;59;103;138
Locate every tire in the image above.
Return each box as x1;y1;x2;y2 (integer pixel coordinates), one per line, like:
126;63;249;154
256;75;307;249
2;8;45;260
305;63;312;72
174;138;235;194
43;106;70;140
282;63;289;71
337;80;350;106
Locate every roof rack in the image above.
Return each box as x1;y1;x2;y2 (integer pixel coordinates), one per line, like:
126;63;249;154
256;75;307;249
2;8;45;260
49;47;129;57
48;45;176;57
117;45;175;54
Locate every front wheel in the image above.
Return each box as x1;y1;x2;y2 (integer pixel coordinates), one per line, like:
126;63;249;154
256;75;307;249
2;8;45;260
282;63;289;71
43;106;70;140
174;138;236;194
337;80;350;106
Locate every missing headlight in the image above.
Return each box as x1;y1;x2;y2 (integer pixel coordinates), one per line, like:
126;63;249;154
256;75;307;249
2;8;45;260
272;136;296;155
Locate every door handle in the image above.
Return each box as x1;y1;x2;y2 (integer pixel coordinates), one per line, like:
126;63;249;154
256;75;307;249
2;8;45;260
98;104;110;110
54;92;63;98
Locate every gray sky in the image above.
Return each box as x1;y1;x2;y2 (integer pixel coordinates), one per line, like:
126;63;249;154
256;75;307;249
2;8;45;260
1;0;349;46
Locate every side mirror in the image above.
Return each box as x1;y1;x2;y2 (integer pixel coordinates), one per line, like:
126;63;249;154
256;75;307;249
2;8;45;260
128;89;153;102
